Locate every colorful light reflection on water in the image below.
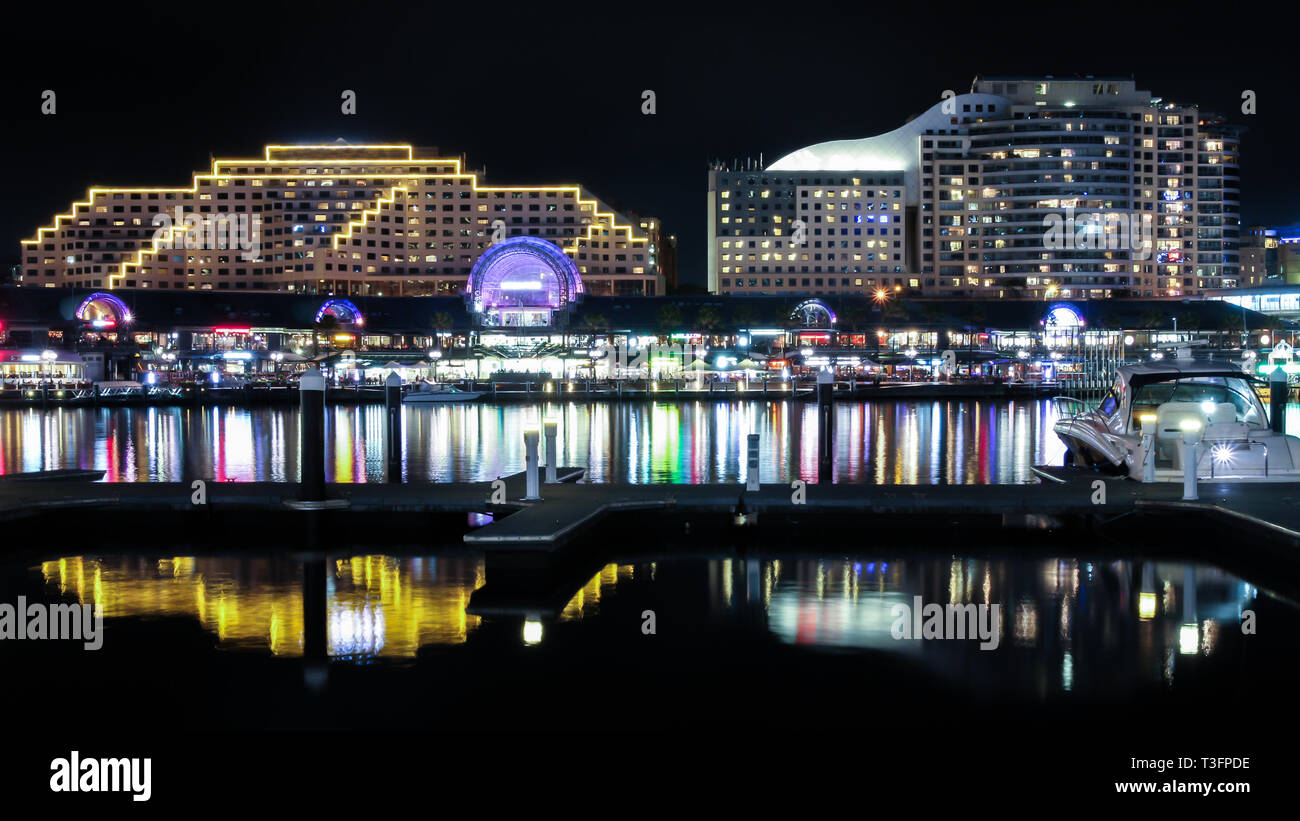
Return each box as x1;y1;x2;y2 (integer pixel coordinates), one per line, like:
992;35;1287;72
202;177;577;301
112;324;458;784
0;399;1073;484
27;552;1271;697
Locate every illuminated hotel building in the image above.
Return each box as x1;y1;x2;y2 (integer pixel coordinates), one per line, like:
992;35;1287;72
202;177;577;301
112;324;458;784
710;75;1242;299
20;143;661;297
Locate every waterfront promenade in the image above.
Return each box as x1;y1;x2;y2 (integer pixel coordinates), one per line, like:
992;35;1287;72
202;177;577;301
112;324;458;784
0;377;1063;407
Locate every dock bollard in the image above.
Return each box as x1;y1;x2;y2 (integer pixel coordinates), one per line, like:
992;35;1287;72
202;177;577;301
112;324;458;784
1270;367;1287;434
543;418;558;484
746;433;760;492
1139;413;1157;483
817;369;834;483
385;371;402;483
299;367;326;503
1180;419;1202;501
523;425;541;500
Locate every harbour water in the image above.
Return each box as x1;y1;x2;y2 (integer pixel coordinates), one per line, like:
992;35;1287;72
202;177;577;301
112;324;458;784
2;542;1292;731
0;398;1070;484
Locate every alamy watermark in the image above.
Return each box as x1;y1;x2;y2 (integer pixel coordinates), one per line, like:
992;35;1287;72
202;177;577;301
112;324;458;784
891;597;1001;650
1042;206;1154;261
151;207;262;261
594;340;712;376
50;751;150;801
0;597;103;650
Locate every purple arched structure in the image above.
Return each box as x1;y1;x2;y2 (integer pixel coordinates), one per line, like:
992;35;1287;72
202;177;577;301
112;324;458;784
790;298;836;328
466;237;582;327
315;298;364;326
75;292;132;328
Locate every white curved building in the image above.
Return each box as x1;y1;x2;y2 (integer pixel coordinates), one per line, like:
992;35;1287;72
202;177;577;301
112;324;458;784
709;75;1242;300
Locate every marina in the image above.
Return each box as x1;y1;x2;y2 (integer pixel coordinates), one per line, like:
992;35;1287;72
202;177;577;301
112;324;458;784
3;19;1297;802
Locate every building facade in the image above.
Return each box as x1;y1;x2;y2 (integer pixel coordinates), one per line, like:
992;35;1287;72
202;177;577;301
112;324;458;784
710;75;1243;300
20;143;661;298
707;166;908;297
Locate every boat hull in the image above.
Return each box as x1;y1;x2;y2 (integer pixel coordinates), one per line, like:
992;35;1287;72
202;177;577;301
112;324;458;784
402;392;485;403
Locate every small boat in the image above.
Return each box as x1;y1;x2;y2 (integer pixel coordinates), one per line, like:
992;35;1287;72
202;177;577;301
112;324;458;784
402;382;486;403
1052;361;1300;481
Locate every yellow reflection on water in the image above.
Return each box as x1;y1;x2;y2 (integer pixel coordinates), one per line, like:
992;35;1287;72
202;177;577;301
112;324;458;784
40;554;486;659
331;555;485;657
558;563;635;621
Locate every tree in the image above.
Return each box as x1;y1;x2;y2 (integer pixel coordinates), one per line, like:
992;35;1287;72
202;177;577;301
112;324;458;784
1137;310;1167;330
313;314;339;357
430;311;455;348
1094;311;1122;331
959;302;987;327
837;301;867;331
580;313;615;348
696;305;723;334
731;304;757;331
883;299;908;324
656;304;683;333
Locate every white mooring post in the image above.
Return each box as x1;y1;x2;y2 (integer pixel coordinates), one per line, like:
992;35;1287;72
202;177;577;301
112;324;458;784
746;433;760;492
1180;419;1203;501
1140;413;1157;483
543;418;558;484
524;426;541;501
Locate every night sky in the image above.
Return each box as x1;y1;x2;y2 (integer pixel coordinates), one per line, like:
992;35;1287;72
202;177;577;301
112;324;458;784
2;4;1295;288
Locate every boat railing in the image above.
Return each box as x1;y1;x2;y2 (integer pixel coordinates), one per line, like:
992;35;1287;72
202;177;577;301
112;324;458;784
1050;395;1090;416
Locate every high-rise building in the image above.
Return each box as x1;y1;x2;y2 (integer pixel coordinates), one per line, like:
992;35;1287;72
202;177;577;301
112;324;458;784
707;162;908;296
1240;226;1280;286
709;75;1242;299
21;142;661;297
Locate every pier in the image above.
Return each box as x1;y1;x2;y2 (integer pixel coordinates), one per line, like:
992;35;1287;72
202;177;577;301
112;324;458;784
4;468;1300;557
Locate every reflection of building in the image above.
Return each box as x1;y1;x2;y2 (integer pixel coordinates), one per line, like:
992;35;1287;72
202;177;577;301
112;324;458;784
711;75;1243;299
40;554;486;659
21;143;661;298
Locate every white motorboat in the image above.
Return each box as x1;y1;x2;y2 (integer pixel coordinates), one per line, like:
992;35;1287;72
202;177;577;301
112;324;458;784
401;382;485;403
1052;361;1300;481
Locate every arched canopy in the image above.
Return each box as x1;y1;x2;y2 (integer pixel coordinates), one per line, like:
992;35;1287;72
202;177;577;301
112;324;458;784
790;298;837;328
315;299;364;326
1043;303;1085;330
466;236;582;315
75;292;132;328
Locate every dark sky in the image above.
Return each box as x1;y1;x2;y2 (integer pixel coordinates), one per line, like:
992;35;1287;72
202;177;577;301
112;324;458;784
2;4;1294;287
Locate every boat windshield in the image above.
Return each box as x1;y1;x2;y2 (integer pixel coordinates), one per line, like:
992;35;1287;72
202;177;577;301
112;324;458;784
1127;375;1266;432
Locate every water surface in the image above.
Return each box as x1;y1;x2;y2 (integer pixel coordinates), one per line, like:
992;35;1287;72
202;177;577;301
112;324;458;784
0;399;1070;484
